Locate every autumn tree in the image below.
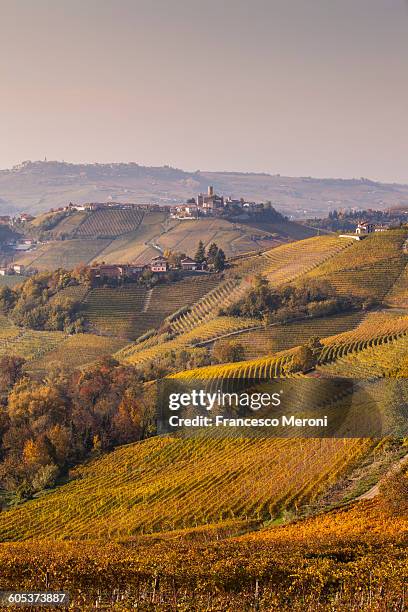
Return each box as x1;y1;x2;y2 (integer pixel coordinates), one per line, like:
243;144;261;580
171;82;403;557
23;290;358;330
213;340;245;364
285;345;317;374
0;356;26;392
23;435;56;470
380;466;408;516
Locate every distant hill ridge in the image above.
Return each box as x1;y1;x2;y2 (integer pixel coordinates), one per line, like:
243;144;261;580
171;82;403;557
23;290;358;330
2;160;408;216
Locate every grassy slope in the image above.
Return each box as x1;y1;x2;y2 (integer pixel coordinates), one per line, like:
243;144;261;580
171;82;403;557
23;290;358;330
13;239;112;271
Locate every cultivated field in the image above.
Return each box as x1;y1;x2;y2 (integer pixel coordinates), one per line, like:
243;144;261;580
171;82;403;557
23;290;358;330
118;315;259;367
229;312;365;359
74;208;144;238
0;497;405;610
171;311;408;380
155;218;288;258
0;228;407;610
82;277;221;340
0;436;372;540
14;239;112;271
0;328;66;361
304;230;408;299
93;211;167;264
28;333;127;375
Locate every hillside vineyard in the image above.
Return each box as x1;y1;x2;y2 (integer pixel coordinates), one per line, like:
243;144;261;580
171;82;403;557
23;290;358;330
0;215;407;610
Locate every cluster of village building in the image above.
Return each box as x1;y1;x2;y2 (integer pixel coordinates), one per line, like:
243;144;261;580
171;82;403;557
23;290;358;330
339;220;391;241
64;187;266;219
64;202;168;213
0;213;35;225
169;186;266;219
0;256;203;283
88;255;202;283
355;221;389;234
0;263;28;277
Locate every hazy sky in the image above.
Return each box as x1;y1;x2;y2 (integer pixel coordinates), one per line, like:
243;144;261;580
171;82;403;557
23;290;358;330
1;0;408;182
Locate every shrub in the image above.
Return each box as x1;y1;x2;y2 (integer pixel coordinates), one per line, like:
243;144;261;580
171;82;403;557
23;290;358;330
31;464;59;492
379;466;408;515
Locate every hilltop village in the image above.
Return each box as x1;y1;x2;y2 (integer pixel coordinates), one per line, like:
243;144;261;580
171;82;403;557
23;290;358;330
0;185;400;284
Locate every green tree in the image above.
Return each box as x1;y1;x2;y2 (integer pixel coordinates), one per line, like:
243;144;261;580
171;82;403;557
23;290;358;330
195;240;206;264
207;242;218;265
214;248;226;271
0;286;17;314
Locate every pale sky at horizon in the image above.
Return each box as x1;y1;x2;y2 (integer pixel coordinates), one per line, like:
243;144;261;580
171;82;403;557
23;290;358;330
1;0;408;182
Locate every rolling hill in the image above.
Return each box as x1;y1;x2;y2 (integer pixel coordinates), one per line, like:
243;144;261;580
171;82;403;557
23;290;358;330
2;160;408;217
13;207;318;271
0;226;407;610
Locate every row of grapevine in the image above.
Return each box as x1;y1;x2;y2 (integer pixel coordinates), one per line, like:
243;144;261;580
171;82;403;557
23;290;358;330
0;329;66;361
304;230;408;299
0;436;371;540
171;312;408;382
81;286;148;338
319;312;408;363
75;208;144;238
319;333;408;378
231;312;365;359
28;333;127;375
117;316;260;366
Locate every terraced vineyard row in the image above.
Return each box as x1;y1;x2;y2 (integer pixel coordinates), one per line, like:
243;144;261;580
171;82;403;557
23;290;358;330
261;234;354;285
116;237;359;366
117;316;260;366
169;236;354;336
385;258;408;308
50;284;90;305
318;333;408;378
81;277;222;340
0;436;371;540
75;208;144;238
229;312;365;359
319;312;408;363
147;277;220;318
170;278;250;334
171;350;294;381
171;312;408;382
304;230;408;299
